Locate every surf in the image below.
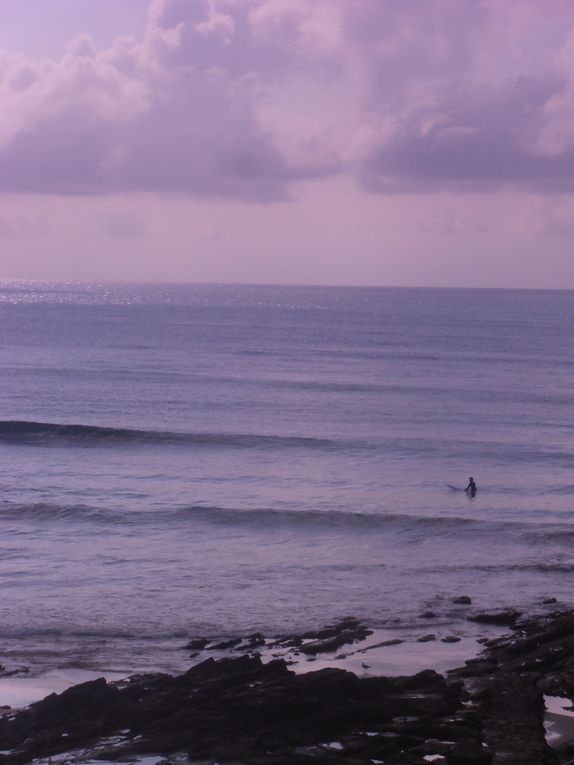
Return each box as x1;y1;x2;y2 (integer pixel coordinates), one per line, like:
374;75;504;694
0;420;341;451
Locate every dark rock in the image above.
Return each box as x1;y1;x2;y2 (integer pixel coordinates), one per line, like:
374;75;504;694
245;632;266;648
184;638;208;651
0;652;461;765
209;637;242;650
298;620;372;655
299;617;363;641
4;612;574;765
543;597;558;604
452;597;472;605
482;673;556;765
415;737;453;756
485;615;574;675
396;669;448;693
271;619;372;656
538;671;574;696
442;636;461;643
467;610;521;626
417;634;437;642
448;660;497;679
446;741;492;764
357;637;404;654
421;611;437;619
31;677;120;722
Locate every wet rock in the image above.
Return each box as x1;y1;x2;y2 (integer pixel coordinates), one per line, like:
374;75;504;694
441;636;461;643
184;638;208;651
421;611;437;619
467;610;521;626
4;612;574;764
359;638;404;651
482;673;556;765
538;671;574;696
297;617;364;641
448;659;497;679
209;637;242;650
0;653;461;764
298;619;372;655
452;597;472;605
245;632;265;648
418;634;437;642
485;616;574;676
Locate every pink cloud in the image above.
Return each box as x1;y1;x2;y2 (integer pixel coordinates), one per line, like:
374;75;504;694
101;211;149;239
0;0;574;198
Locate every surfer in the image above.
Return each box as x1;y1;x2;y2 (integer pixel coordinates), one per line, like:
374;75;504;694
465;476;477;496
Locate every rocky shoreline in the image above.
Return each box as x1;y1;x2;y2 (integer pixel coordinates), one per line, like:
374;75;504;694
0;609;573;764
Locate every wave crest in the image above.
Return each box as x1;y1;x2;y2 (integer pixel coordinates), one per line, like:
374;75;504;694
0;420;338;451
0;501;523;535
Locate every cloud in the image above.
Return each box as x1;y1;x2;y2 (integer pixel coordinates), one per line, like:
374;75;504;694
343;0;574;193
0;210;48;238
363;74;574;193
515;197;574;237
1;0;574;198
418;206;490;238
101;211;149;239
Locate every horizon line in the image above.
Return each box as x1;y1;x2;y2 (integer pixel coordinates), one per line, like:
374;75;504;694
0;277;572;294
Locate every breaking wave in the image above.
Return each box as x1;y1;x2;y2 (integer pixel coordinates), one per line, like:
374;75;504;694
0;501;569;542
0;420;340;451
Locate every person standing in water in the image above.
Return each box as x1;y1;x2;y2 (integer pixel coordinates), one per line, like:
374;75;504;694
465;477;477;496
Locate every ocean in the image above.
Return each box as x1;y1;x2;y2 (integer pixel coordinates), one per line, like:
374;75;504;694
0;280;573;674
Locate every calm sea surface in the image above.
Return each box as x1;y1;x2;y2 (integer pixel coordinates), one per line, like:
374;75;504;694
0;281;573;672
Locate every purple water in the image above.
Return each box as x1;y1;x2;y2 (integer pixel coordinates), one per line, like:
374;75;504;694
0;280;573;673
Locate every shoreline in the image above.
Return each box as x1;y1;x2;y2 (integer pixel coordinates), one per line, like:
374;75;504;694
0;622;503;708
0;607;573;763
0;609;513;707
0;595;562;682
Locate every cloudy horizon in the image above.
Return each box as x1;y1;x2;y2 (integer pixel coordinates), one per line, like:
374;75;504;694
1;0;574;288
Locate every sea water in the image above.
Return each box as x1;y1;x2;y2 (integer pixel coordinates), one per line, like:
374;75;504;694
0;280;573;674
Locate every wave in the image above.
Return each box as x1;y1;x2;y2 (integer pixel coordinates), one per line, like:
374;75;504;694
0;502;122;525
0;420;340;451
0;501;561;539
0;626;189;641
419;561;574;574
173;505;486;532
539;484;574;496
2;422;574;473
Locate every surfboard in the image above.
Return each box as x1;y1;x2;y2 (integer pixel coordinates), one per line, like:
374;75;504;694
446;484;460;491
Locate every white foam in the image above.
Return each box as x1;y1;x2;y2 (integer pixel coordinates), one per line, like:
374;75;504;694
544;695;574;746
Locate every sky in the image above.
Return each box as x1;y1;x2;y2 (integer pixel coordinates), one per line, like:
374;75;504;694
1;0;574;288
